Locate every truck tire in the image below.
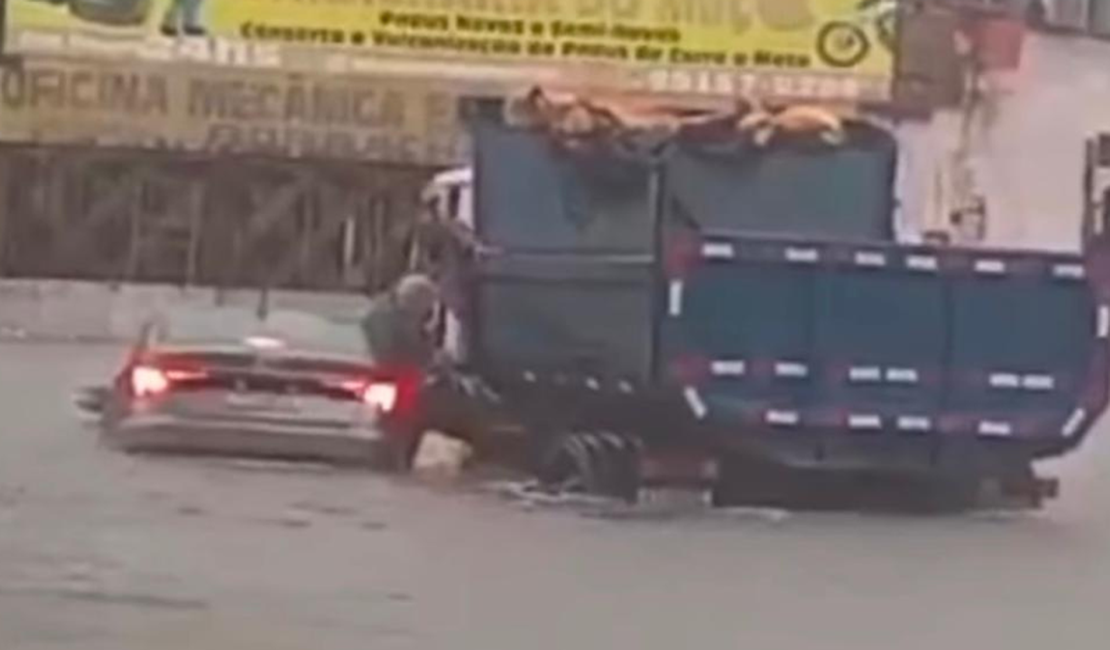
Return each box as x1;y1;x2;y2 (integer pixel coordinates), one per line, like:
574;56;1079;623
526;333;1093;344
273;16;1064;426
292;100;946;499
597;432;642;503
537;432;640;502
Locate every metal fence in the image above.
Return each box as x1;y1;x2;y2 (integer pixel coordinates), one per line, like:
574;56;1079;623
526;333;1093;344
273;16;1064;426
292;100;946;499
0;144;435;293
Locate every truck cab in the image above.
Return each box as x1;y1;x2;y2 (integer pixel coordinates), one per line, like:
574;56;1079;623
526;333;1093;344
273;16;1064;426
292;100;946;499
421;166;474;363
422;167;474;230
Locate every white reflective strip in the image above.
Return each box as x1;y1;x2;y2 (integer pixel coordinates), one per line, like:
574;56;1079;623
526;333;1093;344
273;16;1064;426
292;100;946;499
1021;374;1055;391
668;281;684;317
766;410;799;426
848;366;882;382
1063;408;1087;437
1099;305;1110;339
854;251;886;267
886;368;919;384
702;242;736;260
523;371;537;383
585;377;600;390
683;386;708;420
989;373;1021;389
1053;263;1085;279
618;381;634;394
710;360;746;377
897;416;932;431
978;420;1013;436
906;255;938;271
785;247;819;263
974;259;1006;274
848;414;882;430
774;362;809;378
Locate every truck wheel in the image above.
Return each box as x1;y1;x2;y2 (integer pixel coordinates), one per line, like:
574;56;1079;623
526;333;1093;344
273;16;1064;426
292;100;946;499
597;432;642;503
537;432;640;502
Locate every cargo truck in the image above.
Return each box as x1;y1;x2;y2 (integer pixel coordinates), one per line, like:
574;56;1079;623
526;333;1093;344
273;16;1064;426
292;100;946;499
421;96;1110;510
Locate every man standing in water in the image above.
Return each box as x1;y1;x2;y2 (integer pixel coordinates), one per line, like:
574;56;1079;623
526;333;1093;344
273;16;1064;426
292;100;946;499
362;273;440;371
361;273;450;470
362;262;489;471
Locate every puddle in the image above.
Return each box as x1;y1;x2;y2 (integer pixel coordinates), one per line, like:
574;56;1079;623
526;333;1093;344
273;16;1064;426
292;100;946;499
480;479;791;523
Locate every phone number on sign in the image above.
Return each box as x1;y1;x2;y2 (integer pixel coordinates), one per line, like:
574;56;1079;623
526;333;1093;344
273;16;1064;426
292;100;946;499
636;68;886;102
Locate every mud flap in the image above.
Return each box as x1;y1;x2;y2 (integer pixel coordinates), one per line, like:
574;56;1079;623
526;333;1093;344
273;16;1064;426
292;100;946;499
977;473;1059;510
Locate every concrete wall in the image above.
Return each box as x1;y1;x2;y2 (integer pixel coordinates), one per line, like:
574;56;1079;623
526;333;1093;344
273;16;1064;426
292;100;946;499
0;280;368;342
896;31;1110;252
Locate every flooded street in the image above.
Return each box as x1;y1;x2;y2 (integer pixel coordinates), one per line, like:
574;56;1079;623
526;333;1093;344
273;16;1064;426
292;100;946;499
2;341;1110;649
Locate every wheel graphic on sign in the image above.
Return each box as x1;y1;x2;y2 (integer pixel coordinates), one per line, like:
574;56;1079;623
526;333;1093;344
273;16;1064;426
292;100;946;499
816;21;871;69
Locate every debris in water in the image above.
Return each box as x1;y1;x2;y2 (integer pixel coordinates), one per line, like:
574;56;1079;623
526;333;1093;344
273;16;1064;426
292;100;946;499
290;501;358;517
722;507;792;523
256;510;313;529
412;431;473;481
175;504;205;517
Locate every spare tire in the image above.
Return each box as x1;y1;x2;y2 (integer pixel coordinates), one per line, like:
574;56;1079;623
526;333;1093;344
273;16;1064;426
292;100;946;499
70;0;153;27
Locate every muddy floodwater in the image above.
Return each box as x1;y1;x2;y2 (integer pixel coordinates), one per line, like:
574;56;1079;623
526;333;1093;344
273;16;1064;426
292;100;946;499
2;342;1109;649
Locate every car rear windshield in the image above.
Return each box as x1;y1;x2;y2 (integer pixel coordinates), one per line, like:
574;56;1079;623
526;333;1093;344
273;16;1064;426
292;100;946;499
149;307;369;358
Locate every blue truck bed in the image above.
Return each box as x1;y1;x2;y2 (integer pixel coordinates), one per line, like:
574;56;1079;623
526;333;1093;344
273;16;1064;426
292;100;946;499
457;102;1108;505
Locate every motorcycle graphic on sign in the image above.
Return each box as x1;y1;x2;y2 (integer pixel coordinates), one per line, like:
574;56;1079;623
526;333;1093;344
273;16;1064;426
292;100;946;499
816;0;898;68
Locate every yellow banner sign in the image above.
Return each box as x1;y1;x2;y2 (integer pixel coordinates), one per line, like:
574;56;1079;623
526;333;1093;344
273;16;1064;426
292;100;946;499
0;56;469;165
6;0;895;102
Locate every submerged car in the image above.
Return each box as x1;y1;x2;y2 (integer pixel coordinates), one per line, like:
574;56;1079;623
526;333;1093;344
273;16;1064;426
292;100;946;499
79;306;423;470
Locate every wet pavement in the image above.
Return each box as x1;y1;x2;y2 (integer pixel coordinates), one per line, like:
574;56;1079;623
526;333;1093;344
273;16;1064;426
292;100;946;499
2;341;1110;649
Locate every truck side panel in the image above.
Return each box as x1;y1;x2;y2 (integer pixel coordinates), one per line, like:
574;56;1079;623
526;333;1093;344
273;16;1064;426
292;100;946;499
473;121;655;253
947;274;1095;439
661;233;1105;461
470;119;659;382
472;256;655;381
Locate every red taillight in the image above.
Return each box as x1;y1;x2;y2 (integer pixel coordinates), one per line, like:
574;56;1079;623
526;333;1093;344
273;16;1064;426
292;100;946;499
361;381;399;414
130;365;170;397
128;364;206;398
335;378;400;414
334;373;417;416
